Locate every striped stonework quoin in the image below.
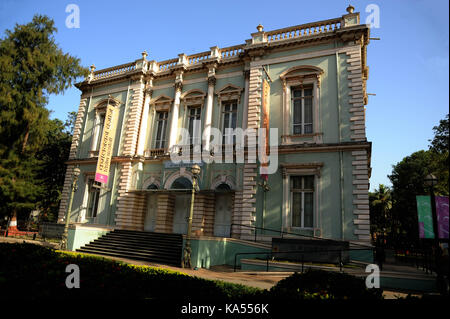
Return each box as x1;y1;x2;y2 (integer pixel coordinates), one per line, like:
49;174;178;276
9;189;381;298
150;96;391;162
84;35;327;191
345;47;367;142
351;149;371;241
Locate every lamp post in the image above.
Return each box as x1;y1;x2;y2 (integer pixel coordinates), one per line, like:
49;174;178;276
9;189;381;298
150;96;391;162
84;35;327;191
60;167;81;250
182;164;201;268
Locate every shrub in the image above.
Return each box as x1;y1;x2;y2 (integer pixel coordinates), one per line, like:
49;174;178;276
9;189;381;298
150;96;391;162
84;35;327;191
269;269;383;300
0;243;263;300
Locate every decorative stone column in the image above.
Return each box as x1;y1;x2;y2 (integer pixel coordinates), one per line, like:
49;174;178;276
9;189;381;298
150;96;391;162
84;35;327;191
136;79;153;156
242;70;250;131
203;72;216;152
168;74;183;152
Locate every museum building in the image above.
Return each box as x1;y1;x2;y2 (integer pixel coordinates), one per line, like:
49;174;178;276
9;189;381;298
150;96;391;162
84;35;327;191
58;5;373;268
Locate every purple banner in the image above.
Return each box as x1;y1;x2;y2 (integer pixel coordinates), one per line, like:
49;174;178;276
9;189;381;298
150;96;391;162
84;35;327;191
435;196;449;239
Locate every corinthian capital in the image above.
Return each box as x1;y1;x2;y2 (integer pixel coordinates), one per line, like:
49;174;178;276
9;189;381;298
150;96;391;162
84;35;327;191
208;76;216;87
174;81;183;92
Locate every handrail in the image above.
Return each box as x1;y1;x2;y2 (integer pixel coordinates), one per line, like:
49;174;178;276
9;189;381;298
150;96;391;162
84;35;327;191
230;223;369;247
233;247;374;272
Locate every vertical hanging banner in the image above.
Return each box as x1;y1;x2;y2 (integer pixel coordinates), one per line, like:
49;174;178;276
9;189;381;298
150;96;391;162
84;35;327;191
435;196;449;239
95;104;118;184
416;195;434;239
260;78;270;178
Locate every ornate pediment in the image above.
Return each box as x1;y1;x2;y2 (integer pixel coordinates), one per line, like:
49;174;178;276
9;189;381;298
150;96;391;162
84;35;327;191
216;84;243;103
280;65;324;87
94;96;121;111
181;89;206;106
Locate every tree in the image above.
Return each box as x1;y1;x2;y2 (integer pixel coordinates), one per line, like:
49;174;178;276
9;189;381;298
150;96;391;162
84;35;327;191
429;114;449;154
429;113;449;196
0;15;87;224
36;113;75;222
387;114;449;247
369;184;392;243
388;150;434;247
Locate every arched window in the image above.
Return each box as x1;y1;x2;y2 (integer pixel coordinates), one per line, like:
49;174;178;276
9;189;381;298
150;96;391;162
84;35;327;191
279;65;324;145
147;183;159;190
171;177;192;189
215;183;231;192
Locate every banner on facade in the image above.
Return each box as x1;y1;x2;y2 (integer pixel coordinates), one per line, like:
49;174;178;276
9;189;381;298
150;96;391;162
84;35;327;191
95;104;118;184
262;78;270;156
416;195;434;239
435;196;449;239
260;78;270;178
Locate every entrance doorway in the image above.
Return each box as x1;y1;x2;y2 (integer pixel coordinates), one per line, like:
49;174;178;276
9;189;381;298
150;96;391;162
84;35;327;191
214;183;233;237
144;184;158;232
171;177;192;235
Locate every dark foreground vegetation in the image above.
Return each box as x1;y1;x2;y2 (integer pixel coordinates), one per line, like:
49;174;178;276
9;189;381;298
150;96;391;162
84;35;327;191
0;243;385;300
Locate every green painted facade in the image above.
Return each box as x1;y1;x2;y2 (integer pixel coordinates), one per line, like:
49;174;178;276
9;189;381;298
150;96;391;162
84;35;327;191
59;8;373;268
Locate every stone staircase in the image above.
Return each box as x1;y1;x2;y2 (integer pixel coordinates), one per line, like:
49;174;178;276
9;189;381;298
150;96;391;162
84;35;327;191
76;229;183;266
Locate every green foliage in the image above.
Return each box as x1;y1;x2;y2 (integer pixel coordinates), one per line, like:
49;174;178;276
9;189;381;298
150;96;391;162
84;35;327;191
36;116;73;222
388;150;436;246
369;184;392;239
0;243;386;300
0;243;264;300
429;114;449;154
0;15;87;220
269;269;383;300
378;114;449;248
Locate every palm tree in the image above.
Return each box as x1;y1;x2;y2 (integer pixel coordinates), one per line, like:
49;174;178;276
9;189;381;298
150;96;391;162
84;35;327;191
369;184;393;244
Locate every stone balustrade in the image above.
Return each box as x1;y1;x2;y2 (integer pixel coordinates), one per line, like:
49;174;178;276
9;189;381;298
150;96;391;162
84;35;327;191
187;51;211;65
158;58;178;71
92;62;136;81
220;45;244;59
266;18;342;42
87;16;349;83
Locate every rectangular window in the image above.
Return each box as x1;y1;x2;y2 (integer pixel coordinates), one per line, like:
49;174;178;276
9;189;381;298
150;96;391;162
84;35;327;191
291;175;314;228
222;101;237;144
291;86;313;134
188;106;201;145
155;111;168;149
86;179;100;219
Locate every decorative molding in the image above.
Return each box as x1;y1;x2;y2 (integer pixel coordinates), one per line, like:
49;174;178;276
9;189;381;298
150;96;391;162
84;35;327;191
279;65;324;87
174;81;183;92
142;176;161;189
208;76;216;87
280;162;323;178
163;170;193;189
211;174;236;190
216;83;244;103
150;94;174;107
180;89;207;107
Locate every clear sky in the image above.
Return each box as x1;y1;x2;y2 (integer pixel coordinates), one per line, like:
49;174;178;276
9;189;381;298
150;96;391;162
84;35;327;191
1;0;448;191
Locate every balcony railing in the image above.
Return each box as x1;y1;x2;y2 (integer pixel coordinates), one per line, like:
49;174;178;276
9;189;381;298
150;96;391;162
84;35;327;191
144;148;167;157
266;18;342;43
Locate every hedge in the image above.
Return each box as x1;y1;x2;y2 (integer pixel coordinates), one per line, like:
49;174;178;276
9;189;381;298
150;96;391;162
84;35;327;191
0;243;384;300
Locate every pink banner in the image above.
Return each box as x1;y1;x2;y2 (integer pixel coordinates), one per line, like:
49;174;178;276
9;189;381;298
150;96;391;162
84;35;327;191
435;196;449;239
95;173;108;184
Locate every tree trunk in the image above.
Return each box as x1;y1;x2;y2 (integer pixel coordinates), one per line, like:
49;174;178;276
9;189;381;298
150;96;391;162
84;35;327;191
21;126;30;153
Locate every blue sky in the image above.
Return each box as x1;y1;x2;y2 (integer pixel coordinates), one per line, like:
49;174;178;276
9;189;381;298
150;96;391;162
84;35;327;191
0;0;448;191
